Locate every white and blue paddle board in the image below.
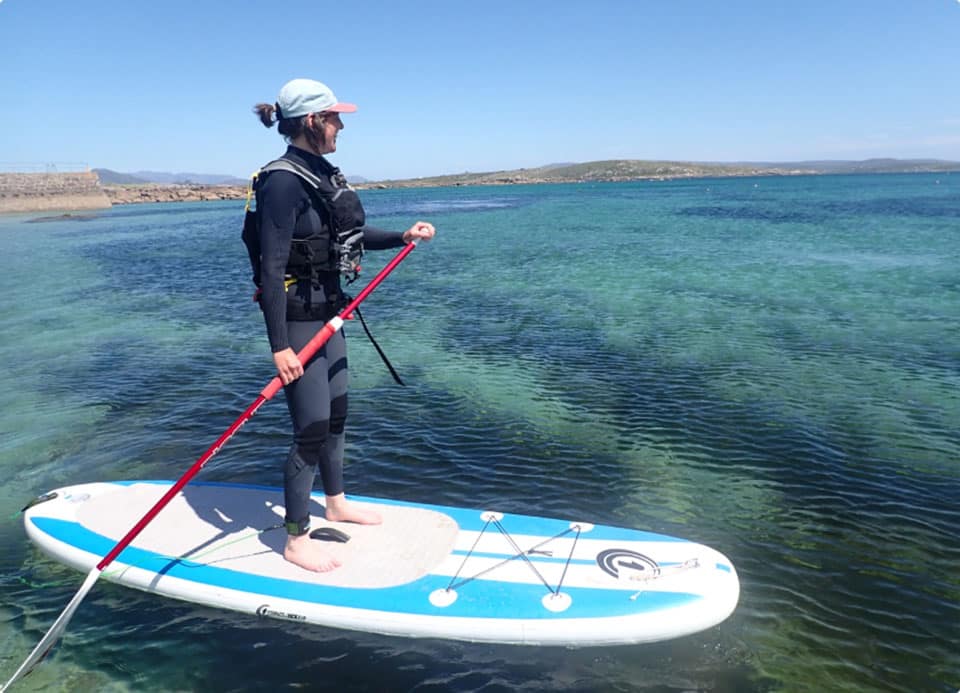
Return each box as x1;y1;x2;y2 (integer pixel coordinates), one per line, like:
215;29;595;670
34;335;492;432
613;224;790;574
22;480;739;646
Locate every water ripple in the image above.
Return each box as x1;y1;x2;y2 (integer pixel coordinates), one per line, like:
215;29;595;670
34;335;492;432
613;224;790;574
1;176;958;691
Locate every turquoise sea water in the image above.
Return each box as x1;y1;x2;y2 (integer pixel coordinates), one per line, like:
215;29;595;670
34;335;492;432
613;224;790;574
0;173;957;691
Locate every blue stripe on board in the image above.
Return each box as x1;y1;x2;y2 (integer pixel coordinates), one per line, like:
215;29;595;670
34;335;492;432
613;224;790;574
450;550;599;565
107;481;691;544
450;549;692;569
30;516;701;620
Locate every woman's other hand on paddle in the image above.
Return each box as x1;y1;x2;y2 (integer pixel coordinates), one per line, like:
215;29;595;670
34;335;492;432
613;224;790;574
403;221;435;243
274;348;304;385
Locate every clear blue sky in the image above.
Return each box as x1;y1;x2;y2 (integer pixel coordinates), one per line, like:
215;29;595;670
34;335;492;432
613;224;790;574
1;0;957;180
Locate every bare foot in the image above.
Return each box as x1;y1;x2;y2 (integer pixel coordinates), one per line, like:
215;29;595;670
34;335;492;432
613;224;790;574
324;493;382;525
284;533;341;573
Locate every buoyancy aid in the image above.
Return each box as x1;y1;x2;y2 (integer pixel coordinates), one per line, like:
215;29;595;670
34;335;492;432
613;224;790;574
240;157;406;385
241;157;366;289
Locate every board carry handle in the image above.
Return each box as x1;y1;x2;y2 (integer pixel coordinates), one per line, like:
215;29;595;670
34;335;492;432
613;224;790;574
2;240;419;692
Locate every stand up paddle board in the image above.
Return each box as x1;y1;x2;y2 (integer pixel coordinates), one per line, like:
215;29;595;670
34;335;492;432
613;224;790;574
22;481;739;646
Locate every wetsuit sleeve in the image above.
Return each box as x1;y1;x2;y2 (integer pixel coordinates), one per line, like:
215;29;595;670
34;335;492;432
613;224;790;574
257;171;309;353
361;224;406;250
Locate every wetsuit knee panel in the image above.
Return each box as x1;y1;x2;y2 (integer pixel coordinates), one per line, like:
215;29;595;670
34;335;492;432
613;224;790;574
329;393;348;434
294;420;330;458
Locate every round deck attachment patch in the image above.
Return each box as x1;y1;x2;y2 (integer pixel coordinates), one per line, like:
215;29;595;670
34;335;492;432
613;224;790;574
429;588;458;608
541;591;572;612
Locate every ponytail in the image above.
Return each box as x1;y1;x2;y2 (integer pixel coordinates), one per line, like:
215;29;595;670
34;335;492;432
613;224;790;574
253;102;311;142
253;103;277;128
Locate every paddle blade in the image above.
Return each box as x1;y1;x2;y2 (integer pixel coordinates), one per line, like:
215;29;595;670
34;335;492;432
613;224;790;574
2;569;100;692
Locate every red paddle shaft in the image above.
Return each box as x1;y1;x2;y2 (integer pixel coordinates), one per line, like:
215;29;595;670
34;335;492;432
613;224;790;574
96;240;417;571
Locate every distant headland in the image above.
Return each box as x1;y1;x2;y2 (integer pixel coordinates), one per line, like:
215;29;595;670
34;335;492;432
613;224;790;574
364;157;960;189
2;158;957;215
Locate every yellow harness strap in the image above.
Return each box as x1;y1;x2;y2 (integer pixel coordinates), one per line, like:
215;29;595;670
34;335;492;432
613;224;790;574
244;171;259;213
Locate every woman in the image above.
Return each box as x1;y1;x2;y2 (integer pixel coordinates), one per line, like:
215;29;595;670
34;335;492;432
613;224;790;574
249;78;435;572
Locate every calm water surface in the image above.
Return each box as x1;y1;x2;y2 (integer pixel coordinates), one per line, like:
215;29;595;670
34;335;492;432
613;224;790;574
0;173;958;691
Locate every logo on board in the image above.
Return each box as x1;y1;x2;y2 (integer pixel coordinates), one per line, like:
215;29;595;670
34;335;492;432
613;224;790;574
256;604;306;621
596;549;661;580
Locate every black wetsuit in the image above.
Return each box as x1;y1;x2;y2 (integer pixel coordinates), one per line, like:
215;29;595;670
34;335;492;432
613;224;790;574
255;145;406;535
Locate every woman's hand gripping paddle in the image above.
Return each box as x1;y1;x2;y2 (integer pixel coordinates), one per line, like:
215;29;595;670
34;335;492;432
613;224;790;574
2;241;419;691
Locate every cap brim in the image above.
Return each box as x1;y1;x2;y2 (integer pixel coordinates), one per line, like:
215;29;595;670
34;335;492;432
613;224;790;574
327;102;357;113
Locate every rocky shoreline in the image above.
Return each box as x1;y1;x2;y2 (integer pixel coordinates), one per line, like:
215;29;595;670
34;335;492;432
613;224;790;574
6;158;956;213
98;166;793;205
103;184;248;205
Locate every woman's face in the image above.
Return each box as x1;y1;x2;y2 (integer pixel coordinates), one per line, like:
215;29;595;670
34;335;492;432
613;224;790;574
310;112;344;154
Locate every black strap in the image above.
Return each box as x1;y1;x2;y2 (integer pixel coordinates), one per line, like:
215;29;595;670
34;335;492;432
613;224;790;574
260;158;326;189
353;306;404;386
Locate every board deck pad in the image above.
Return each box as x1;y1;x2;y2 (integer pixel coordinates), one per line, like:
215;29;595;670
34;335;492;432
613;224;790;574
23;481;740;646
77;483;459;589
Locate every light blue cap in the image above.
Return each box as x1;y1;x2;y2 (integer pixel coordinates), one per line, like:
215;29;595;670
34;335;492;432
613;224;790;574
276;79;357;119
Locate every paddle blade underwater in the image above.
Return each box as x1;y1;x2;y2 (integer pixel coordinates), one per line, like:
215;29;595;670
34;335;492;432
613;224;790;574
0;570;98;691
2;242;418;690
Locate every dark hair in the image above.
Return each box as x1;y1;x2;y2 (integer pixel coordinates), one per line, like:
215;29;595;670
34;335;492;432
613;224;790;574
253;103;328;152
254;103;301;138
